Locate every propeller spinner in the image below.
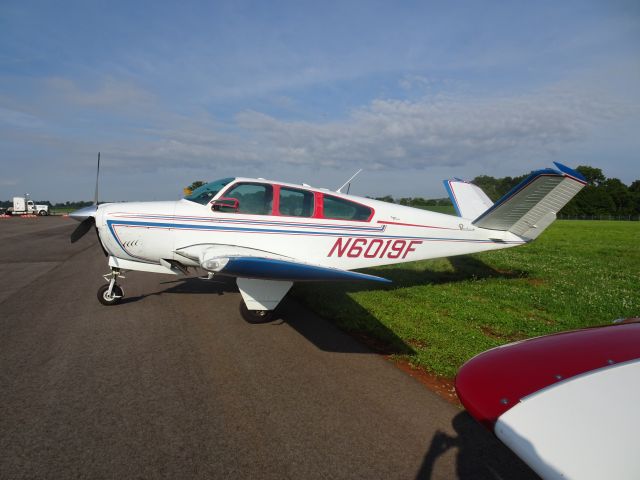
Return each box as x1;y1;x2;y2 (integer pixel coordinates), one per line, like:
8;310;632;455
70;205;97;243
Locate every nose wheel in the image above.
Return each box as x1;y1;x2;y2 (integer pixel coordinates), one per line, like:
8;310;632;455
97;284;124;305
97;268;125;306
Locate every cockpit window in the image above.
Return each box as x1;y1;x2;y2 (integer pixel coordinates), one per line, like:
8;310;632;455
223;183;273;215
184;178;234;205
279;187;313;217
323;195;372;221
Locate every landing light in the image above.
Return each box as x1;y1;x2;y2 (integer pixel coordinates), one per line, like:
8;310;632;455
202;258;229;272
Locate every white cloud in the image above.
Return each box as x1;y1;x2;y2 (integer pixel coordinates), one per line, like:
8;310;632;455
398;74;435;91
0;74;629;200
43;87;623;178
0;177;19;187
0;107;44;128
45;77;156;111
229;90;622;171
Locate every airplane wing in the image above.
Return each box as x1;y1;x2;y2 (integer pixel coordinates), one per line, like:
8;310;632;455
208;256;392;282
175;244;390;311
174;244;391;283
456;320;640;480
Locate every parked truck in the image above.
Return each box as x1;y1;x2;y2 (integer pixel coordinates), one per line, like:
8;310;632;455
6;197;49;216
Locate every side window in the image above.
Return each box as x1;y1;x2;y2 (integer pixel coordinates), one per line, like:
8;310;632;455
223;183;273;215
323;195;372;221
279;187;314;217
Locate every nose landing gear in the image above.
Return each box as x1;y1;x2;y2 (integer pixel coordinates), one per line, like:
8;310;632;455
97;268;125;306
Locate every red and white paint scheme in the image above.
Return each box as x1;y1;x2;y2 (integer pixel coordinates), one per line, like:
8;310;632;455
456;320;640;480
70;162;586;321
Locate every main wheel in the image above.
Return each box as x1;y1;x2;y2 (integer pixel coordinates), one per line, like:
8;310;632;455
38;210;47;216
239;302;274;323
97;284;124;306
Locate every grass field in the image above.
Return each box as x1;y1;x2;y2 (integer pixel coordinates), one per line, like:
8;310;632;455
49;207;77;215
294;220;640;377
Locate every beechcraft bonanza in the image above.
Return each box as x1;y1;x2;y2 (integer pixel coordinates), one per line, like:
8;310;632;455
70;161;586;321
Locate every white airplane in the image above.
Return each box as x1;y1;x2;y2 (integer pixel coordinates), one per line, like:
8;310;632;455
70;162;586;321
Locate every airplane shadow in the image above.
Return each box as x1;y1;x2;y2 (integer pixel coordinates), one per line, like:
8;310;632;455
119;255;528;357
415;412;539;479
276;296;412;355
286;255;529;355
119;274;238;304
345;255;527;294
118;272;414;355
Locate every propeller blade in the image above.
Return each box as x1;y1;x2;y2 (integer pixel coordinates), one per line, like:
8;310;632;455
95;152;100;205
71;217;95;243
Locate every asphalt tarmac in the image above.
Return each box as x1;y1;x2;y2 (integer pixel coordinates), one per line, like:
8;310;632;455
0;217;538;479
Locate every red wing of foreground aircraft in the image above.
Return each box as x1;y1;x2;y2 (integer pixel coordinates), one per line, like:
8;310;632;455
456;319;640;480
71;162;586;321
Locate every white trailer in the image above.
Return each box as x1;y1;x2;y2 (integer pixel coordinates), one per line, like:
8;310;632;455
7;196;49;216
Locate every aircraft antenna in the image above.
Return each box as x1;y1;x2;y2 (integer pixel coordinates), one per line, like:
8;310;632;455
94;152;100;205
336;169;362;193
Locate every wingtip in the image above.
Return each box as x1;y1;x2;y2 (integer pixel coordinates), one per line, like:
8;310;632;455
553;162;586;182
374;276;393;284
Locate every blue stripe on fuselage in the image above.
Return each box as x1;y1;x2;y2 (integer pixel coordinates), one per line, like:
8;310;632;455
106;219;524;245
111;214;385;232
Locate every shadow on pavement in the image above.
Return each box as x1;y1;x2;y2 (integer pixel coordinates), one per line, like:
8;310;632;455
119;275;238;304
277;296;415;355
415;412;539;480
117;273;411;355
118;255;528;358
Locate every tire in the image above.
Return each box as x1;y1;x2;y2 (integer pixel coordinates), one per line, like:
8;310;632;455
97;284;124;306
239;302;274;323
38;210;47;216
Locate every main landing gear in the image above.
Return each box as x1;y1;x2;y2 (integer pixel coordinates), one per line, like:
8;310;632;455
97;268;125;306
239;302;274;323
235;278;290;323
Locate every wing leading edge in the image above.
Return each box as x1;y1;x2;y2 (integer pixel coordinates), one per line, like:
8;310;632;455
202;255;392;283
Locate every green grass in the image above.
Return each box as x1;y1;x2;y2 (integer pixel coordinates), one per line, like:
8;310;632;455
294;221;640;377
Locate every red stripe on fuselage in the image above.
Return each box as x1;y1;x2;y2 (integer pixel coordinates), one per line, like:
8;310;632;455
377;220;459;230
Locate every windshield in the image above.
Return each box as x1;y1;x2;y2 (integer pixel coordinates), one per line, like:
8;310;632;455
184;178;235;205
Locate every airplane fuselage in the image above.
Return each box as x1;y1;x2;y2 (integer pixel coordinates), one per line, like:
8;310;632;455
93;177;525;273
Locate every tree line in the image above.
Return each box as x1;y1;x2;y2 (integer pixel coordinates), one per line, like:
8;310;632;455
373;165;640;217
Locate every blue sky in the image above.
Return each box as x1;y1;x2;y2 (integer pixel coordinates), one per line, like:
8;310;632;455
1;0;639;202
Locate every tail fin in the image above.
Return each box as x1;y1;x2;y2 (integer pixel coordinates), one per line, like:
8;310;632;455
443;179;494;219
471;162;586;239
